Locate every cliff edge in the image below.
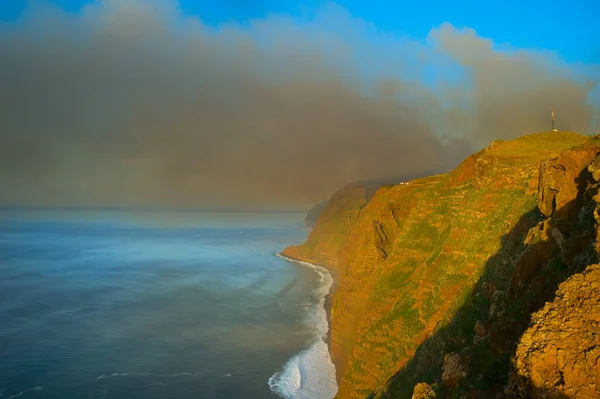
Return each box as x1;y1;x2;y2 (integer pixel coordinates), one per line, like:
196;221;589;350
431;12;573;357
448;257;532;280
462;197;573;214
283;131;600;398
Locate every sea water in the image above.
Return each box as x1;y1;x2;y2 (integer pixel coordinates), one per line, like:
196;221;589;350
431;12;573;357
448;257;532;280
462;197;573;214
268;255;338;399
0;209;338;399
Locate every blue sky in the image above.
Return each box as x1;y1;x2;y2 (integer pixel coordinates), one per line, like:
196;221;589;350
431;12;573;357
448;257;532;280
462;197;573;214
1;0;599;63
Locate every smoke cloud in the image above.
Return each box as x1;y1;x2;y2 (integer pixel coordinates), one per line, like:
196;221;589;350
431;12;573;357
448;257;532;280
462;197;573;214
0;1;598;209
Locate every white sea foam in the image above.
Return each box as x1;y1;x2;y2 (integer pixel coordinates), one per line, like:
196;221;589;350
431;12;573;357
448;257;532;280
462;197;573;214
269;253;338;399
7;387;42;399
96;372;201;379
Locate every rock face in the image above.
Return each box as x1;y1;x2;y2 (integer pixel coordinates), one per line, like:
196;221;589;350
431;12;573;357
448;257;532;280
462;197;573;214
411;382;437;399
283;182;371;268
305;200;329;226
284;132;600;399
507;264;600;398
537;145;597;220
441;353;468;388
588;154;600;182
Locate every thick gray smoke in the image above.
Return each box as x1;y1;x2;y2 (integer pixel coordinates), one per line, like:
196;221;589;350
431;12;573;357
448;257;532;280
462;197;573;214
0;1;598;209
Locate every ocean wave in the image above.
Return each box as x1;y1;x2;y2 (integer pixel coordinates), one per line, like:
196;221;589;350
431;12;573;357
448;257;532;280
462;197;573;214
96;372;203;380
269;253;338;399
6;387;42;399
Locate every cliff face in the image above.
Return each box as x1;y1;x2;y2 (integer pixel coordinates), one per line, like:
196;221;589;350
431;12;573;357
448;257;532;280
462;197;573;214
283;132;600;398
503;150;600;398
305;200;329;226
303;179;414;227
507;263;600;398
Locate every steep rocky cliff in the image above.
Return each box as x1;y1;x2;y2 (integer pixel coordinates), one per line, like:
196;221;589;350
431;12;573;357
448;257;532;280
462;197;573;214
283;132;600;398
305;200;329;226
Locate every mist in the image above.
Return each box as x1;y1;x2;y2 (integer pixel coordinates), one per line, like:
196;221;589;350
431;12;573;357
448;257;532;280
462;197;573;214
0;1;598;209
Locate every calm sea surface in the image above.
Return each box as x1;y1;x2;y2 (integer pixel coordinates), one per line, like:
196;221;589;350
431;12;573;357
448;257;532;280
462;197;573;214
0;210;336;399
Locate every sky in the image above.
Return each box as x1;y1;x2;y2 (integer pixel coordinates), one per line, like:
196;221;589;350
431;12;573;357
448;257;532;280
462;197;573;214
0;0;599;209
2;0;599;63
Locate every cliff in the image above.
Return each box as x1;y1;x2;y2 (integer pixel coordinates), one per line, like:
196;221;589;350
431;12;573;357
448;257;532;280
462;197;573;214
305;200;329;226
283;131;600;398
303;178;425;227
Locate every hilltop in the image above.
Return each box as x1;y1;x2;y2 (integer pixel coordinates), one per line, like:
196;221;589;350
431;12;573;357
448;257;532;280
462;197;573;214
283;131;600;398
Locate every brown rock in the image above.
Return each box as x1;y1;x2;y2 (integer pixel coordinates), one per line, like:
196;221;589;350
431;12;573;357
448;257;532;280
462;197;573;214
588;154;600;182
473;320;487;345
537;159;565;217
411;382;436;399
508;263;600;398
442;352;468;388
537;146;597;220
474;320;486;337
507;222;558;300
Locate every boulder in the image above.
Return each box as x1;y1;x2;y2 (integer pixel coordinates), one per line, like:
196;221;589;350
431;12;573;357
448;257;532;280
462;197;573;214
411;382;436;399
441;352;468;388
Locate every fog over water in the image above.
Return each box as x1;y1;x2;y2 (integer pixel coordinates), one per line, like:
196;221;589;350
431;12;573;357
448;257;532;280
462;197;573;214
0;210;336;398
0;1;598;209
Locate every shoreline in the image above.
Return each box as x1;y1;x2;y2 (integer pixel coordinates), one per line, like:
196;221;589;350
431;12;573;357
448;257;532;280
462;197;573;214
275;251;338;382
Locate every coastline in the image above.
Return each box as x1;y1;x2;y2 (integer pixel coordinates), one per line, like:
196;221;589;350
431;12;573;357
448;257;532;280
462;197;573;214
275;251;338;383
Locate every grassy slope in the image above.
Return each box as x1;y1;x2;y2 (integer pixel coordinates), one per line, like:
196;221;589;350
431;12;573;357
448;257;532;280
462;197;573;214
284;131;589;398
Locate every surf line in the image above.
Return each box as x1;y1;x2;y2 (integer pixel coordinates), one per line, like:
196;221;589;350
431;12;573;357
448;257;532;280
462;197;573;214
95;372;211;380
268;252;338;399
6;387;42;399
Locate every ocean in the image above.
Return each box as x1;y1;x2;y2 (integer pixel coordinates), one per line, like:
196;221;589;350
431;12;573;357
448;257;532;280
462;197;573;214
0;209;338;399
